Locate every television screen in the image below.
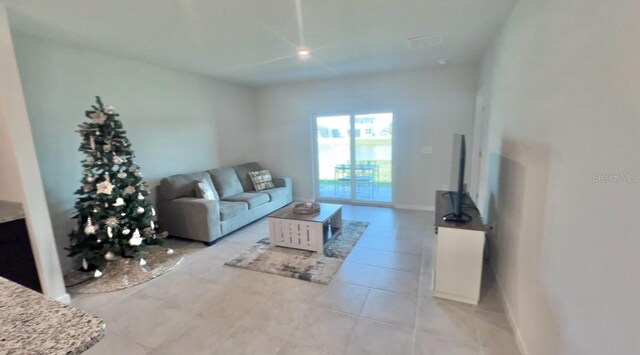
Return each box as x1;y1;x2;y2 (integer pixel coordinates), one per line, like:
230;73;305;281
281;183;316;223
450;133;464;193
443;133;469;222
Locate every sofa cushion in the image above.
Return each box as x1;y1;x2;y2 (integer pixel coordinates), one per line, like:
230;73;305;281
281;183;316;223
223;192;270;209
233;162;263;192
209;167;244;198
262;187;288;202
160;172;212;200
219;201;248;221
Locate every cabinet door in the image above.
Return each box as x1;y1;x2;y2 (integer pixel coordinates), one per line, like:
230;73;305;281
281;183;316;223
434;227;484;304
0;219;42;292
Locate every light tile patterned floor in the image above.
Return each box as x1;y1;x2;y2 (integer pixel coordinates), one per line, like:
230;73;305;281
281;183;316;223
74;205;521;355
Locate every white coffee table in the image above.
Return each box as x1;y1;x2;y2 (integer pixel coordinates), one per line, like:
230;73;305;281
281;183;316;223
268;202;342;254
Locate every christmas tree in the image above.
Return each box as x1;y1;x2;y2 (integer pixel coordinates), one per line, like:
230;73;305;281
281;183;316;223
67;97;161;273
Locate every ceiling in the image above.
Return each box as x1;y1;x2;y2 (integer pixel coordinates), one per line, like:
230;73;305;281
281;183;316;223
1;0;516;86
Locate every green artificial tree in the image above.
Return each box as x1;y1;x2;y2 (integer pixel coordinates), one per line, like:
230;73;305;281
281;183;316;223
67;97;162;274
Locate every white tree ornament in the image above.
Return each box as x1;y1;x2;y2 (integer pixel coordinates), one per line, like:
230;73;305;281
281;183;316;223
84;218;96;235
129;229;143;246
89;111;107;124
105;216;119;227
96;180;115;195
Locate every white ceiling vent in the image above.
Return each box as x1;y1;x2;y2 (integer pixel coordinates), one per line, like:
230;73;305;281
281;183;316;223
407;34;443;49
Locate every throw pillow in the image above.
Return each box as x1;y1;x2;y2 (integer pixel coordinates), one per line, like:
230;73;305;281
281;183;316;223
249;170;276;191
195;178;219;200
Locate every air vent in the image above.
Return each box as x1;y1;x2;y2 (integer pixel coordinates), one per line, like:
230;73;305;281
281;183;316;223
407;34;443;49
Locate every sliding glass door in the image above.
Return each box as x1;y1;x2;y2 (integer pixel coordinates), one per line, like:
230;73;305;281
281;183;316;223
316;115;352;199
315;113;393;203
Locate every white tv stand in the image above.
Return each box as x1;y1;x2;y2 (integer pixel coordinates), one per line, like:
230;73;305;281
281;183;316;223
433;190;486;305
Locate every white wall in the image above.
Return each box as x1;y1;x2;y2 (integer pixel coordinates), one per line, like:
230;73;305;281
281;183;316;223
11;33;259;271
478;0;640;354
256;66;478;209
0;104;23;202
0;19;24;203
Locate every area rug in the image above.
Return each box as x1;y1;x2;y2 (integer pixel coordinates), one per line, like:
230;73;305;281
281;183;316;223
65;243;188;294
224;220;368;284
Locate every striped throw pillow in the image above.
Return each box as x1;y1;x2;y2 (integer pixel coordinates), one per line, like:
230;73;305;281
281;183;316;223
248;170;275;191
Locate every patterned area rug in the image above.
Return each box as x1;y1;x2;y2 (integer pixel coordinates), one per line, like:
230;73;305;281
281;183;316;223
225;220;368;284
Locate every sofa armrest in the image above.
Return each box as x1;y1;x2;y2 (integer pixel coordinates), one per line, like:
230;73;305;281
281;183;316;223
272;177;292;188
157;197;221;242
272;177;293;204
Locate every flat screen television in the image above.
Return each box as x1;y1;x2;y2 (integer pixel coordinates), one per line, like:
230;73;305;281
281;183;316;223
443;133;471;223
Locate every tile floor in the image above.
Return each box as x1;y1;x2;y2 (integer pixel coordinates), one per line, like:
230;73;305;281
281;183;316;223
73;205;521;355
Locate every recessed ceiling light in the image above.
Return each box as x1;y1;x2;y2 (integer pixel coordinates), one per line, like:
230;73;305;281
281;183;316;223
297;47;310;59
438;58;448;65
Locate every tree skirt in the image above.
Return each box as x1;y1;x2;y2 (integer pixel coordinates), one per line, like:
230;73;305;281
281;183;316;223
224;220;368;284
65;245;185;294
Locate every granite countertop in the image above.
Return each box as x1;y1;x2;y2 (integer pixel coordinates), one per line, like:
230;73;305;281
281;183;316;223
0;277;105;355
0;200;25;223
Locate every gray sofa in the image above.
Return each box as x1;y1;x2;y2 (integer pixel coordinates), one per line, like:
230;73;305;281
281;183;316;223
157;162;292;245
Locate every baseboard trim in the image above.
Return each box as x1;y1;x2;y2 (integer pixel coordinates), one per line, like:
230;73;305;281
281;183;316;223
55;293;71;304
489;263;530;355
393;204;435;212
433;290;478;305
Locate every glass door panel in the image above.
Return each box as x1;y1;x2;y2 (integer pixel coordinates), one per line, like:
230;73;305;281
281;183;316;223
354;113;393;202
316;115;351;200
